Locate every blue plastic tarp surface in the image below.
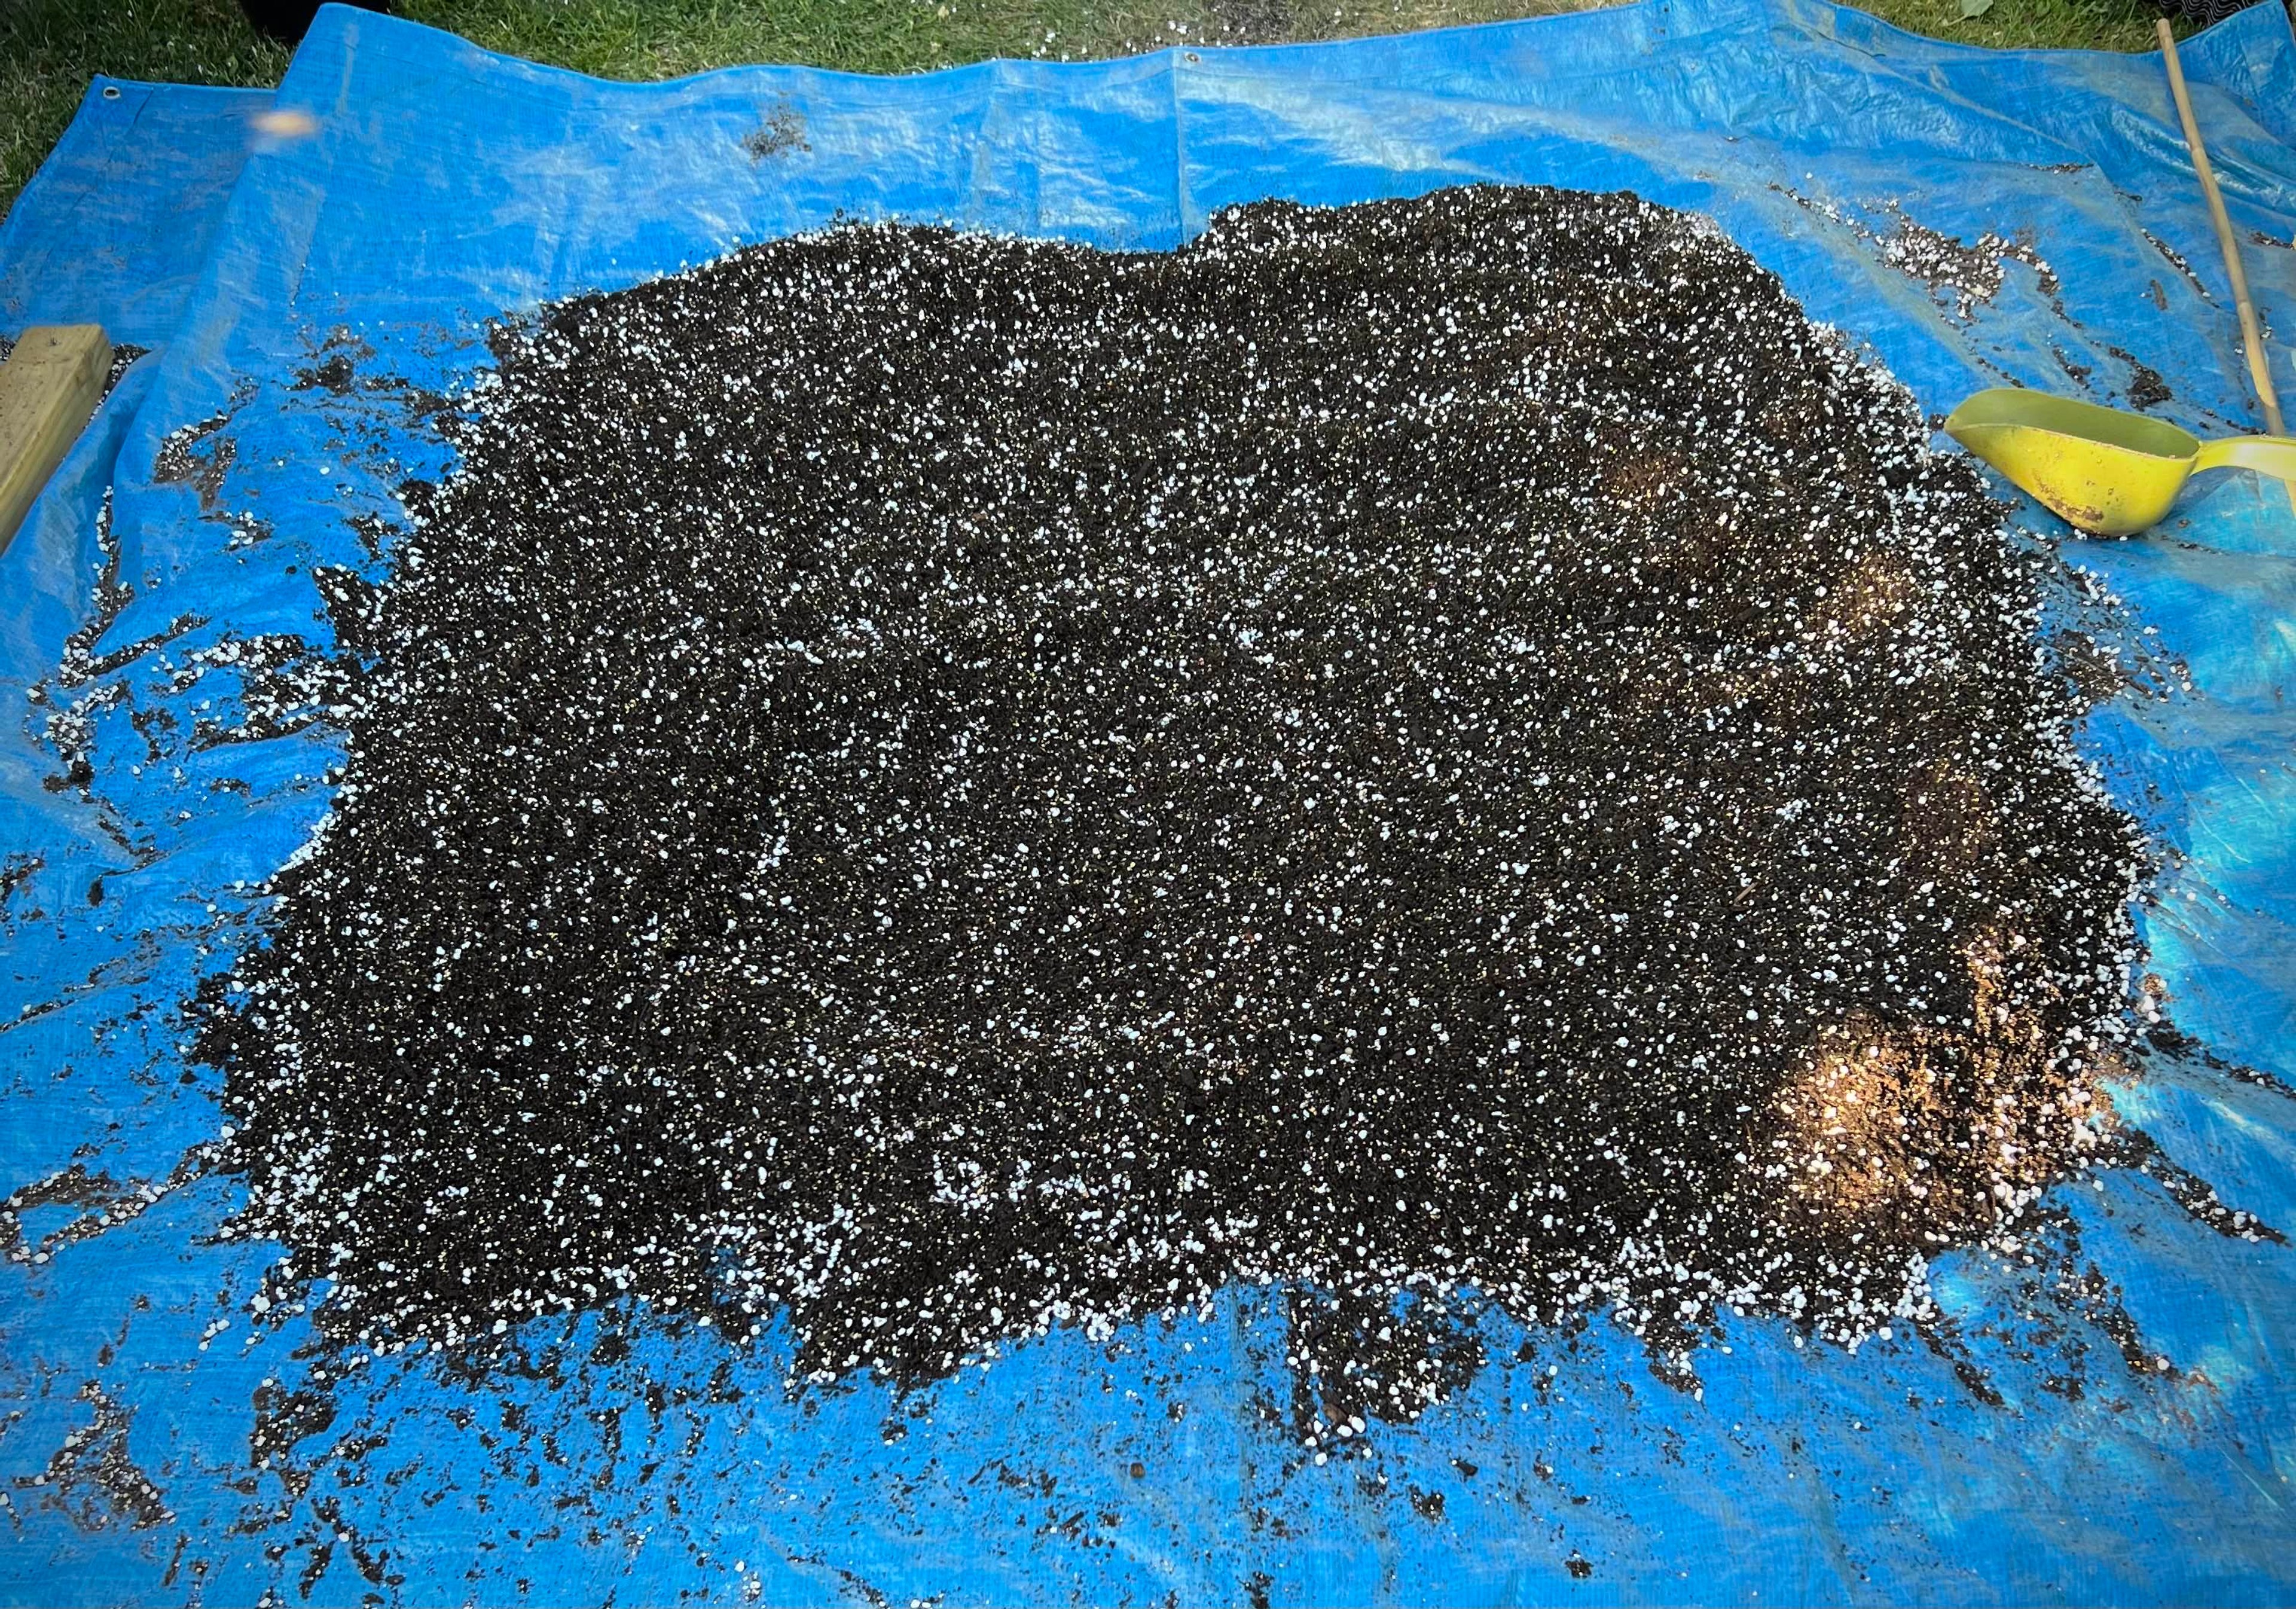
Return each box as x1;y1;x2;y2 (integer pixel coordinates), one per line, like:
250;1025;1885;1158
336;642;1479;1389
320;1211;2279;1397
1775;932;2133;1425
1;1;2293;1601
0;80;273;351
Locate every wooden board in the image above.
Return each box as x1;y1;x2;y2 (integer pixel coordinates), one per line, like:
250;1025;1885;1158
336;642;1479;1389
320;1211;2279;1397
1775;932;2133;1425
0;324;111;557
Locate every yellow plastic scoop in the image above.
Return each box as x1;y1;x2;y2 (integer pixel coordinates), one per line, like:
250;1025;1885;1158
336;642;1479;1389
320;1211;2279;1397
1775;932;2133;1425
1943;387;2296;536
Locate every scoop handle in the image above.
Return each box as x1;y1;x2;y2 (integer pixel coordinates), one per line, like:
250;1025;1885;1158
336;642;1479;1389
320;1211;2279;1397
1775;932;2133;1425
2193;433;2296;484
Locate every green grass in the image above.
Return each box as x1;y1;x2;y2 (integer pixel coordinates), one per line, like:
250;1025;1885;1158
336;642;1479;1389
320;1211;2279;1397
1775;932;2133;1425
2;0;2181;224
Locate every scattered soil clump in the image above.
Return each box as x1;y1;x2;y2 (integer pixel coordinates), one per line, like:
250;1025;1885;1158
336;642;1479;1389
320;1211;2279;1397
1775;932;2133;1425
2110;347;2173;411
198;186;2150;1410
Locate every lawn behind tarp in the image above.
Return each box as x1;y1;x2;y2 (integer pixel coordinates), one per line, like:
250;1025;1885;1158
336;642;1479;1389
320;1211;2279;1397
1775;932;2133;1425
1;0;2293;1601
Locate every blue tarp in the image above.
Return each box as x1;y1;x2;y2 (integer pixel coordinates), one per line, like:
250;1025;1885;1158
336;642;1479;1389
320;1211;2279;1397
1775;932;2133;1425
2;0;2292;1600
0;80;273;351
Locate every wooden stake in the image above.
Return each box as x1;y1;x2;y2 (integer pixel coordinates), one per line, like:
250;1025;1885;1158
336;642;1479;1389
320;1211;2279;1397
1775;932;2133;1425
2157;20;2289;441
0;324;111;557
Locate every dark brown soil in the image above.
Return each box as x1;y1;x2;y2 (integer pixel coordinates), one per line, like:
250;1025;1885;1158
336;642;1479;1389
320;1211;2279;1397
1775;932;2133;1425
197;185;2151;1421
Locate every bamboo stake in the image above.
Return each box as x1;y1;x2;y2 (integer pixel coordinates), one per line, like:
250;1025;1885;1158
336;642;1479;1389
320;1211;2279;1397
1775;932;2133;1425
2158;18;2294;520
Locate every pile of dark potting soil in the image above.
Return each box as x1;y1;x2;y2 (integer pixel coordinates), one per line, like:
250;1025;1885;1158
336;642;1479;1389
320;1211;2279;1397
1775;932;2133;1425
200;185;2149;1415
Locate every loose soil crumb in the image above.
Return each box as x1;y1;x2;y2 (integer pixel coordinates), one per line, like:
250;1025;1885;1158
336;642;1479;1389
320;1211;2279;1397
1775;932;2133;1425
199;186;2157;1410
15;1384;172;1532
2107;346;2173;411
2142;232;2209;301
1;1150;221;1269
1879;214;2056;319
743;100;810;163
152;413;236;513
1772;188;2057;322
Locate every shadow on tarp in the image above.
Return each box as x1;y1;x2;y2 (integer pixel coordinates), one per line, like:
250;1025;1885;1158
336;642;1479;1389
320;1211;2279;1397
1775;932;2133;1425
0;0;2291;1601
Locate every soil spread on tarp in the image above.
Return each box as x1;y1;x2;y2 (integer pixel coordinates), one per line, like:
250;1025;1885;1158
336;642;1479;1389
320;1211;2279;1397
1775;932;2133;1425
197;185;2151;1419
